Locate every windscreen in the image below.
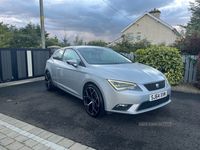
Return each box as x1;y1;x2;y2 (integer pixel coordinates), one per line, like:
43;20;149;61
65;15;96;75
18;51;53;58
78;47;132;64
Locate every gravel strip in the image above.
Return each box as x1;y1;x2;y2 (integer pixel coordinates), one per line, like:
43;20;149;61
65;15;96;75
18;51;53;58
171;82;200;94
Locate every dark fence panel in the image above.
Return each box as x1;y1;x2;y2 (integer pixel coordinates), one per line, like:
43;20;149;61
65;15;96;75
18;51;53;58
1;50;12;81
33;51;50;76
17;51;27;79
0;48;51;83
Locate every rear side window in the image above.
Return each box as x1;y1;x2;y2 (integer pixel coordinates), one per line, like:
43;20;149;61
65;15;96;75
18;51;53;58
52;50;64;60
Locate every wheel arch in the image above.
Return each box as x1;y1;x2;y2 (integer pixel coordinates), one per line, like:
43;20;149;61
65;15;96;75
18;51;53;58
44;68;52;76
82;81;107;110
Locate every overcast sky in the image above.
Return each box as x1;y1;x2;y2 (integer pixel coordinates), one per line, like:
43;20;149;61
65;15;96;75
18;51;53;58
0;0;195;44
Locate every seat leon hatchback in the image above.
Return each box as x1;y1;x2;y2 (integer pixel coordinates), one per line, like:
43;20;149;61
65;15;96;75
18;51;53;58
45;46;171;117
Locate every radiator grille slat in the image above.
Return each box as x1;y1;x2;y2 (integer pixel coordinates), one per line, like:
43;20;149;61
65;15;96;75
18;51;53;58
144;80;165;91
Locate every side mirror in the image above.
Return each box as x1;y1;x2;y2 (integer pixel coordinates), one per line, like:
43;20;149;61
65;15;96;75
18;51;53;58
66;59;77;67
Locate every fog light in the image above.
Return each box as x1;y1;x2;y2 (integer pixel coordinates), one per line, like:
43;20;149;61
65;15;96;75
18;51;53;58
112;104;132;111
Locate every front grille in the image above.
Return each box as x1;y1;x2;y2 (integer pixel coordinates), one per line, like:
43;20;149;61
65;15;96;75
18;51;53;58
137;95;169;111
144;80;165;91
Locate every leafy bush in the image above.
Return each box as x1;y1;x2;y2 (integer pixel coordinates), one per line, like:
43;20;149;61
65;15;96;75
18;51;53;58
157;42;166;47
109;35;151;53
87;40;106;47
174;33;200;55
134;49;147;64
195;54;200;89
135;45;183;85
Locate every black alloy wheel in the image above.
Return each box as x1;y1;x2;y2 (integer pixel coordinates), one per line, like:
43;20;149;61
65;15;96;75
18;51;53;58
45;71;55;91
83;84;105;118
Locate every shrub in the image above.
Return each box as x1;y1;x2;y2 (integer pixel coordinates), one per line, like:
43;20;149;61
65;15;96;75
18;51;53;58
135;49;147;64
195;54;200;89
157;42;166;47
87;40;106;47
109;36;151;53
135;45;183;85
109;36;134;53
174;33;200;55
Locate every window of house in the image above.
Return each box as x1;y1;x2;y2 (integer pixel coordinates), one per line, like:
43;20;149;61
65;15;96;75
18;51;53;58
52;49;64;60
137;32;141;41
126;33;133;41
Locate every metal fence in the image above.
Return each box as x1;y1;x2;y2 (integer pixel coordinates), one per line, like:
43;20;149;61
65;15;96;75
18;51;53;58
121;52;198;83
0;48;51;83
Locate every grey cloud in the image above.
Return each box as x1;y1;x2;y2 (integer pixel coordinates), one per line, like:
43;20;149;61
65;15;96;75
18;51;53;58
0;0;191;42
161;8;191;26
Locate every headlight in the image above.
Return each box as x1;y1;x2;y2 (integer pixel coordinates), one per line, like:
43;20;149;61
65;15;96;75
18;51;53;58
166;78;169;85
107;80;142;91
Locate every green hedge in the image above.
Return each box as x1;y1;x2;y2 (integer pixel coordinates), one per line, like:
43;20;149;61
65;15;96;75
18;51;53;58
108;36;151;53
135;45;183;85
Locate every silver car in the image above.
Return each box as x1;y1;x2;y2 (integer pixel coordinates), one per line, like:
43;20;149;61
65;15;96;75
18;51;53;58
45;46;171;117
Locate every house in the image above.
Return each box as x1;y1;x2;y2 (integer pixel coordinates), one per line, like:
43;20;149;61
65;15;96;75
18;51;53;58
108;9;179;46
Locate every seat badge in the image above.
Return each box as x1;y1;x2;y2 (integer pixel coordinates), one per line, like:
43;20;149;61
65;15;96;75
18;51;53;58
156;83;159;88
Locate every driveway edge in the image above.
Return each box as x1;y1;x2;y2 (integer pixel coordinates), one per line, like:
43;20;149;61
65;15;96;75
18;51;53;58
0;113;95;150
171;87;200;94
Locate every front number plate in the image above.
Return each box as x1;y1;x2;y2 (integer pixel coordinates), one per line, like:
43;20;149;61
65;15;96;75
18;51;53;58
150;91;167;101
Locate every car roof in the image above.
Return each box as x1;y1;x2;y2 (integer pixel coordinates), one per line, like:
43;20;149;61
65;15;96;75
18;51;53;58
63;45;107;50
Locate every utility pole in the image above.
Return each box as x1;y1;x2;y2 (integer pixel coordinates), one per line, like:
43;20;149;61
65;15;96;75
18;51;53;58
39;0;45;49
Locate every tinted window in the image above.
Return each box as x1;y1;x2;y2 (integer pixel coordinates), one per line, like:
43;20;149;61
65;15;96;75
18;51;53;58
63;49;82;65
52;50;64;60
78;47;132;64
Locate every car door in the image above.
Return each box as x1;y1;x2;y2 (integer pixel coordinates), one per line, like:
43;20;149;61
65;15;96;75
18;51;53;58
51;49;64;83
56;48;86;98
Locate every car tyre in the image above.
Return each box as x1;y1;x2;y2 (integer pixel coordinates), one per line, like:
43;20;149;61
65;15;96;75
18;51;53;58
45;71;56;91
83;84;105;118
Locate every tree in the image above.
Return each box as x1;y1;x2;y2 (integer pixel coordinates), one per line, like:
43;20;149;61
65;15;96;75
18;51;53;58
174;1;200;55
0;22;51;48
46;36;62;48
186;1;200;34
0;22;11;47
73;35;83;46
62;34;70;46
62;27;70;47
87;40;106;47
179;1;200;35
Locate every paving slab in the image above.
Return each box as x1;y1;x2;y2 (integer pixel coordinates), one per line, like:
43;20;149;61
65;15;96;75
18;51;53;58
58;138;75;148
5;141;24;150
0;137;15;146
0;113;94;150
69;143;88;150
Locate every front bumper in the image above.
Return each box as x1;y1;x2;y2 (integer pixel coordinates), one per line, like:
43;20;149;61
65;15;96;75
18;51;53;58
99;80;171;114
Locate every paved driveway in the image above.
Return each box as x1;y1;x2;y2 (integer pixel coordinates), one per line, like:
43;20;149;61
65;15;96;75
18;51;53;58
0;81;199;150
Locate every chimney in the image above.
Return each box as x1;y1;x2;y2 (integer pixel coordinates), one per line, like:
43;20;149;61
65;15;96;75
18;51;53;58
149;8;161;19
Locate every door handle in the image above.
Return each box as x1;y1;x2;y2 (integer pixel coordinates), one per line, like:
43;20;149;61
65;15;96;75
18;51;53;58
57;67;61;70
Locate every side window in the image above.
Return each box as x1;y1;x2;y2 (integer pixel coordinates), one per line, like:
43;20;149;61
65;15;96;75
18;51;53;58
52;50;64;60
137;32;141;41
63;49;82;66
126;33;133;41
